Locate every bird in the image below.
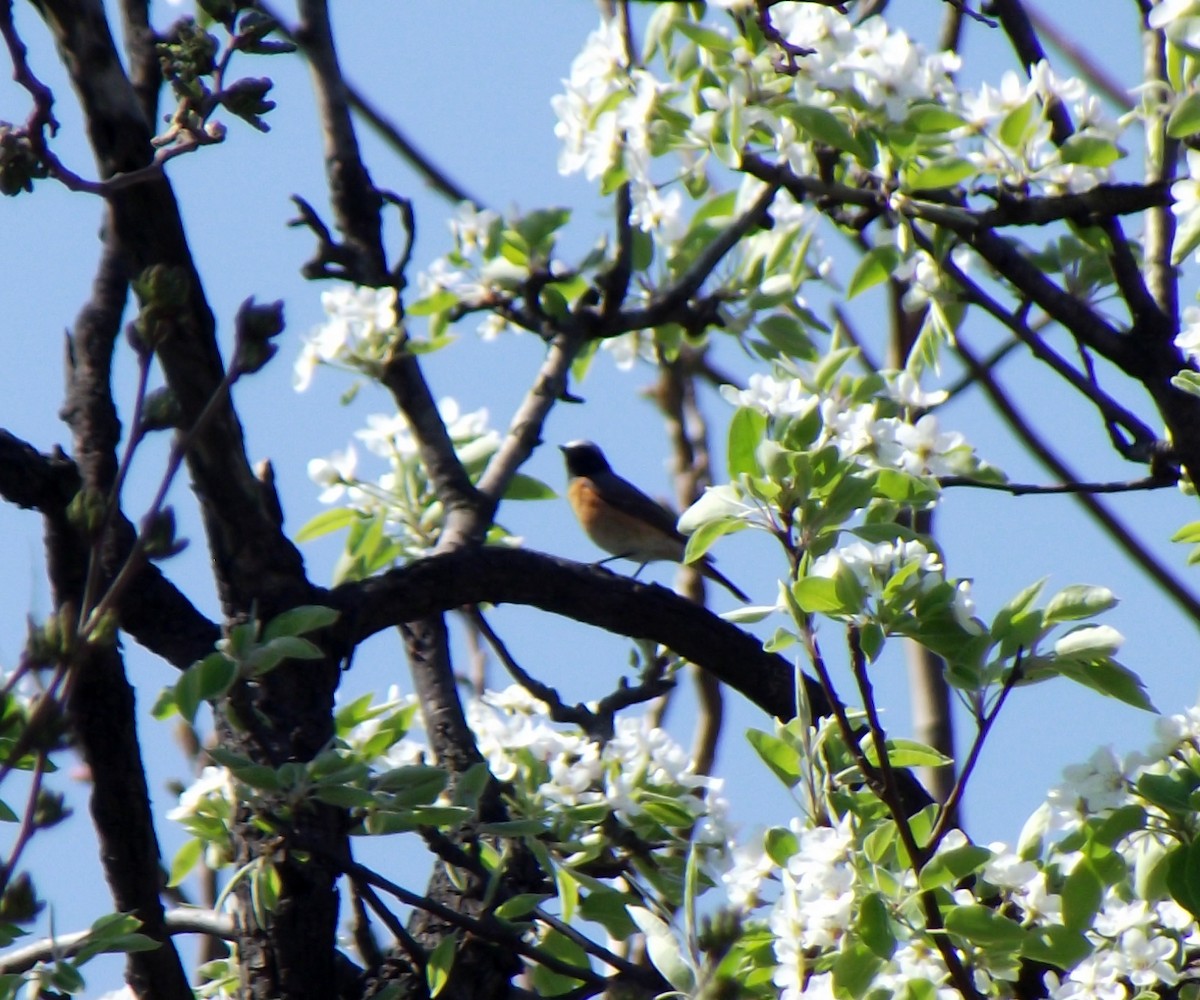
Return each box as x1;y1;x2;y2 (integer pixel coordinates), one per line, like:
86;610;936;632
559;440;749;602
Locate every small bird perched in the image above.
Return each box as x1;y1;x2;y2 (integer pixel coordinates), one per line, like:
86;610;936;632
560;440;749;602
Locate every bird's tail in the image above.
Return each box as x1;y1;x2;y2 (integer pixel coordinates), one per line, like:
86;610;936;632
699;559;749;603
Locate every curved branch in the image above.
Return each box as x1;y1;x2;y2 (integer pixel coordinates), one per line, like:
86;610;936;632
332;547;813;722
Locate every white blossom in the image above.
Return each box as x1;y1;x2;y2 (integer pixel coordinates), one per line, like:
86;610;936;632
1175;304;1200;363
294;285;398;391
721;373;816;417
307;446;358;504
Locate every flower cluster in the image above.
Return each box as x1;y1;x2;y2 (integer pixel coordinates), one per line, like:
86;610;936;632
552;19;684;242
304;398;503;572
720;369;981;485
468;686;730;859
293;285;398;392
690;698;1200;999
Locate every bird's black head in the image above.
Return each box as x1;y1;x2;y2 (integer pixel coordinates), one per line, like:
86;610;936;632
560;440;612;477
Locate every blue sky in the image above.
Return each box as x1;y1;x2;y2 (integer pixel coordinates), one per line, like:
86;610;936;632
1;0;1196;989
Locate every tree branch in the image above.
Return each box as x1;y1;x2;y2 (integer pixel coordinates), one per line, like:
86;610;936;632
334;547;813;722
0;908;235;976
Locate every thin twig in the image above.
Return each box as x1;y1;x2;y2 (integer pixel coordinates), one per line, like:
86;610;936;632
845;627;982;1000
1024;5;1133;111
922;653;1023;857
81;362;241;638
938;473;1175;496
953;335;1200;625
347;874;425;967
345;860;610;988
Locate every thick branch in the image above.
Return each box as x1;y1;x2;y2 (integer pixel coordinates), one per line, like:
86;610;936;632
294;0;387;280
334;547;811;721
33;0;309;617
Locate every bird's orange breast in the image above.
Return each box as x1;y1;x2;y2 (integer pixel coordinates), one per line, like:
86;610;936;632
568;478;685;563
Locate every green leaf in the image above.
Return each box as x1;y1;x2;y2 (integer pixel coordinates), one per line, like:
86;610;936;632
1167;840;1200;920
756;313;816;361
529;927;592;996
1062;860;1104;931
494;894;551;920
1138;771;1196;814
578;887;637;940
169;838;204;887
103;932;159;954
1021;925;1093;969
1172;520;1200;544
476;819;548;837
263;605;339;641
872;469;938;504
407;288;459;317
999;96;1038;148
674;20;734;53
991;578;1046;648
862;737;952;770
789;105;865;160
792;575;849;614
681;515;744;565
50;962;85;993
746;729;801;788
944;904;1026;952
1173;196;1200;264
856;892;896;959
906;157;976;190
426;932;457;998
403;806;474;828
1059;135;1122;167
174;653;237;725
246;636;323;676
295;506;358;542
375;764;448;804
728;407;767;478
556;866;580;923
452;762;491;810
502;473;557;500
1168;91;1200;138
904;105;968;134
1052;656;1156;712
312;784;376;809
847;245;903;299
832;941;883;999
1172;370;1200;398
764;826;799;866
1091;803;1148;849
918;843;992;889
1045;585;1117;624
629;907;692;991
150;685;178;720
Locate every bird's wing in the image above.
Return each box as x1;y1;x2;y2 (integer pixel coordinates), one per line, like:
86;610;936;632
597;473;686;541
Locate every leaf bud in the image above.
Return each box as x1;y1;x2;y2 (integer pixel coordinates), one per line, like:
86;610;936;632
141;507;188;560
140;387;183;432
0;874;43;925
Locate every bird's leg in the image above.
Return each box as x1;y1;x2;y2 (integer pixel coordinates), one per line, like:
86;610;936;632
594;553;633;568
